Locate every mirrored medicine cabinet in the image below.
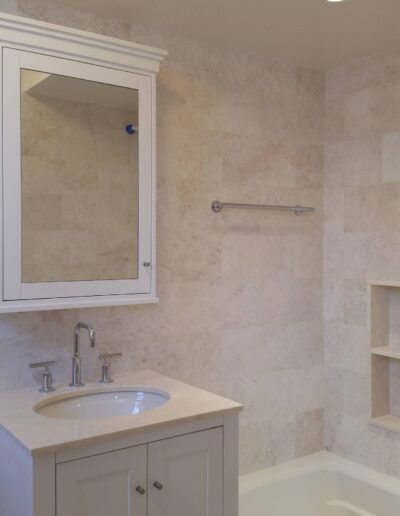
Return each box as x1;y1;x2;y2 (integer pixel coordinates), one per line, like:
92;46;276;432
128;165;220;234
0;13;166;312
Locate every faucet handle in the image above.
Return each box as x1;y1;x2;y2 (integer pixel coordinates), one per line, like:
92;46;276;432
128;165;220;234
29;360;55;370
29;360;56;393
99;352;122;363
98;352;122;383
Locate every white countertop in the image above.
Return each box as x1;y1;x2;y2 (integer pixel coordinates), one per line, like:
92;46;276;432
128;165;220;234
0;370;242;456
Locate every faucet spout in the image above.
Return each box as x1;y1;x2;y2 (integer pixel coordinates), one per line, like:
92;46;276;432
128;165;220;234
70;322;96;387
73;322;96;355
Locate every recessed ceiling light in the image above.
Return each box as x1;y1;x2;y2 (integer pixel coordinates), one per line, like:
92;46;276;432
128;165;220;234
326;0;345;2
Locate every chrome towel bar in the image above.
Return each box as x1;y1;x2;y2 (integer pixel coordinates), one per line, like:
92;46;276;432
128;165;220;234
211;200;315;216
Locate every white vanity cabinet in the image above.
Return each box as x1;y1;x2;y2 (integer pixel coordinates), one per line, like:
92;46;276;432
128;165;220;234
0;13;166;313
0;415;239;516
57;428;223;516
0;372;241;516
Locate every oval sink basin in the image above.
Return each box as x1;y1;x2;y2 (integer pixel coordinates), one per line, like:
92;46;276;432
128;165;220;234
35;389;170;420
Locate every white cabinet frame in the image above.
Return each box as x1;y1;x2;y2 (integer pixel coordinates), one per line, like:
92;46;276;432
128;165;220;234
0;13;166;312
4;49;152;300
0;413;240;516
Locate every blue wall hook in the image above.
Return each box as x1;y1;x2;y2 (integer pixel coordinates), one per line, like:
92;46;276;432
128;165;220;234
125;124;137;135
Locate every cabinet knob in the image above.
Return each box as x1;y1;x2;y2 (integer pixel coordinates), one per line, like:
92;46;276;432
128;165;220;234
153;481;163;490
136;486;146;495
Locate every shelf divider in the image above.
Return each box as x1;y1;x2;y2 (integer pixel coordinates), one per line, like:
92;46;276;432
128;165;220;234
370;414;400;432
371;347;400;360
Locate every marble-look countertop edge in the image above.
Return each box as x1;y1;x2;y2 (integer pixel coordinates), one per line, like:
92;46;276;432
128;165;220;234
0;370;242;456
23;406;241;457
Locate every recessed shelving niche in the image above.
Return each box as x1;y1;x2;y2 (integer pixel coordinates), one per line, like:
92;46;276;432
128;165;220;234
370;281;400;432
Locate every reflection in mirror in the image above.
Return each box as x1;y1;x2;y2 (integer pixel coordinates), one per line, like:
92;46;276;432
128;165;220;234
20;69;139;283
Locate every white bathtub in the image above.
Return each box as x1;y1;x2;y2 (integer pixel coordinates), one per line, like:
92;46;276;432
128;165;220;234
239;452;400;516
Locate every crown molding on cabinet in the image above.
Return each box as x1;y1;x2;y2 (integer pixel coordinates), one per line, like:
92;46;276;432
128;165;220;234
0;12;167;73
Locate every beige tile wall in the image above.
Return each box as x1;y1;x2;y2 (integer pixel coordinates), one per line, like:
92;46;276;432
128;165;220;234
0;0;323;474
325;49;400;477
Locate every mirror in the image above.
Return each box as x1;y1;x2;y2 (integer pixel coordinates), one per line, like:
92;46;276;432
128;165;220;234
20;69;139;283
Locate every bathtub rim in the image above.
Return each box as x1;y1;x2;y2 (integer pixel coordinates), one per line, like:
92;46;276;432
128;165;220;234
240;451;400;498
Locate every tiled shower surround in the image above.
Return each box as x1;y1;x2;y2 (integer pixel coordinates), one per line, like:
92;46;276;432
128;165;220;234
8;0;400;478
324;52;400;477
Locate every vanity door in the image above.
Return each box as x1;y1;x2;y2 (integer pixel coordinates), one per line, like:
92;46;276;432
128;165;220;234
148;428;223;516
56;445;147;516
2;47;153;303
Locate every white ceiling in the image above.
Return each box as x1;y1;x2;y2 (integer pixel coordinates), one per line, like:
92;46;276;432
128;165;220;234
52;0;400;70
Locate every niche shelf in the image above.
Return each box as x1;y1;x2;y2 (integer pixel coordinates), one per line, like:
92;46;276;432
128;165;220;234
370;281;400;432
371;347;400;360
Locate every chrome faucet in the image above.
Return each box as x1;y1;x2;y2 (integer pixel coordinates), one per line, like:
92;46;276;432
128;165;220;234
69;322;96;387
